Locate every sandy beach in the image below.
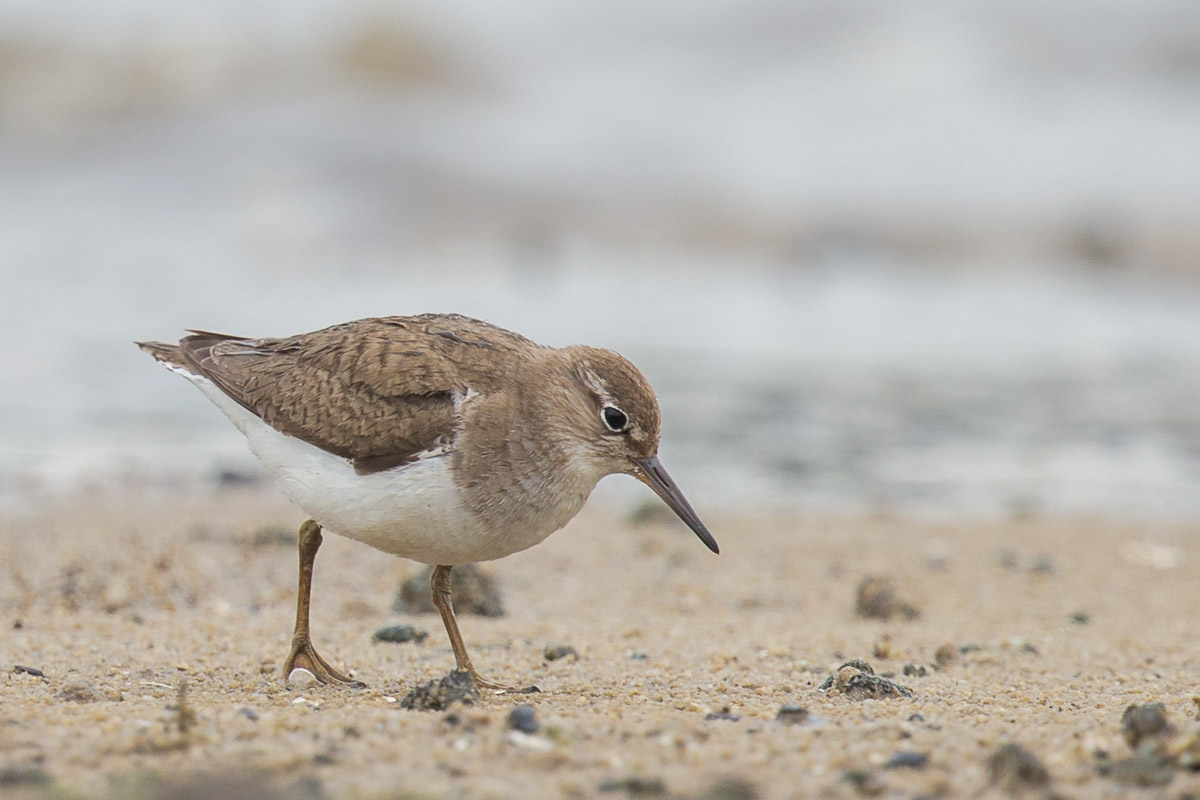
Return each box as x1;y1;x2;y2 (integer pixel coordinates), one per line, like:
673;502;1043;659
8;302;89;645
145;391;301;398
2;488;1198;799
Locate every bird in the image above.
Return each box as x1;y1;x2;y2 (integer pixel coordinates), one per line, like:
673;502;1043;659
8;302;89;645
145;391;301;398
138;314;718;692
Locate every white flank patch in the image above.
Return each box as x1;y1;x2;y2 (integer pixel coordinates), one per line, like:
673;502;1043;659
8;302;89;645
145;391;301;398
178;372;523;565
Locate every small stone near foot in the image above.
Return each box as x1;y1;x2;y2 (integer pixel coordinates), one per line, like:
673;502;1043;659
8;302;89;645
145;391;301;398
819;659;914;700
372;624;429;644
400;670;480;711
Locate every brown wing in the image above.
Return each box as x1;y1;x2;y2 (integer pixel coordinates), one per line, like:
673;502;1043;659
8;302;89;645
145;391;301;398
179;314;535;474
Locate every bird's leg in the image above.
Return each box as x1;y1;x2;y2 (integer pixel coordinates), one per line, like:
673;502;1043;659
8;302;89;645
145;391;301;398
283;520;361;685
430;564;537;694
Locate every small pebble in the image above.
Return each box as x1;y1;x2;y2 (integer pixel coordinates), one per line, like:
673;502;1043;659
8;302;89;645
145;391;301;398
507;705;538;734
543;644;579;662
705;706;742;722
872;634;894;660
238;707;260;722
884;751;929;769
855;576;920;621
987;742;1051;792
399;670;480;711
12;619;22;629
775;704;810;725
819;659;914;700
1121;702;1173;749
1070;610;1091;624
841;769;885;796
13;665;45;679
372;624;429;644
933;643;957;668
902;663;927;677
598;776;665;795
0;765;51;787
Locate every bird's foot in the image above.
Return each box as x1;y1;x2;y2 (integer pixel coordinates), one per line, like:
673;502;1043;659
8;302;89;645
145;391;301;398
470;670;540;695
284;637;366;687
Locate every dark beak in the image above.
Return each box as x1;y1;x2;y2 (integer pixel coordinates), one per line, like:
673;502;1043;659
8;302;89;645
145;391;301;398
633;456;719;554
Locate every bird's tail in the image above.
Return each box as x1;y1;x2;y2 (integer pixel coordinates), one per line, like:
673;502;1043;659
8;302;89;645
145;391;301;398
136;340;194;372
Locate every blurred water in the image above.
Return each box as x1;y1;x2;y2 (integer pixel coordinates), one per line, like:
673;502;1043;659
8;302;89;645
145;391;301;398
1;1;1199;517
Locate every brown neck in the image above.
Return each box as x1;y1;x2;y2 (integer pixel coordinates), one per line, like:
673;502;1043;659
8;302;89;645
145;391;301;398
451;347;602;536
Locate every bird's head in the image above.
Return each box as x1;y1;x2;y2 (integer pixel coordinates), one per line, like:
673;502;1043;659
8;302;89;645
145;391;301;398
552;346;719;555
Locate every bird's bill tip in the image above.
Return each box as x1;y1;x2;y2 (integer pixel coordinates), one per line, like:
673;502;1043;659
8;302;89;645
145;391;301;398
633;456;719;554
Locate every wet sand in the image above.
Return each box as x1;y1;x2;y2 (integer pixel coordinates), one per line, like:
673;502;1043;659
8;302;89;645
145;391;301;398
2;489;1199;798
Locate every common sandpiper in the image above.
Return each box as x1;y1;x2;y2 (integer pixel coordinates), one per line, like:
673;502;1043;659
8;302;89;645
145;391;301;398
139;314;718;692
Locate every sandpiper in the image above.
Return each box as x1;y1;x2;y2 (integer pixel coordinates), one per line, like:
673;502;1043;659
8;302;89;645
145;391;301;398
138;314;717;691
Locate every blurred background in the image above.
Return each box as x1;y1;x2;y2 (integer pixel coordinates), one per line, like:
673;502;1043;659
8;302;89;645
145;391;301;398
1;0;1198;517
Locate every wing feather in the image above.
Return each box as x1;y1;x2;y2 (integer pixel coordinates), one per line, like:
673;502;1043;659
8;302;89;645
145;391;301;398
176;315;533;473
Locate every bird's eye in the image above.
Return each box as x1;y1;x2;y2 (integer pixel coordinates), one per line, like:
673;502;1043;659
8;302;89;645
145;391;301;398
602;404;629;432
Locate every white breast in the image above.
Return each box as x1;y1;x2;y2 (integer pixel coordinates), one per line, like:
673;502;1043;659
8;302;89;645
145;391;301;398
183;372;555;565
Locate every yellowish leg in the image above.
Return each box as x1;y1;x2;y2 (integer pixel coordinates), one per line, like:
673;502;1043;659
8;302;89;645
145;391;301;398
430;565;536;693
282;520;359;685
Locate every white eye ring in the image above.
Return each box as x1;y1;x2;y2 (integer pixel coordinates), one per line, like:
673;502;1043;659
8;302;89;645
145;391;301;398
601;404;629;432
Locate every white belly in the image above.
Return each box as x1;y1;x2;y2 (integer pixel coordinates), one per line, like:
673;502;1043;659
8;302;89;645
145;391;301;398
186;374;555;564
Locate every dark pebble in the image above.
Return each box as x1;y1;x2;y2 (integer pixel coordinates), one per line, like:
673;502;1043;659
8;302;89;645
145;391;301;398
902;663;927;677
544;644;579;662
819;659;914;700
399;670;480;711
775;704;810;725
13;665;45;679
395;564;504;617
1122;702;1174;749
841;769;884;795
907;713;925;723
12;619;22;629
507;704;539;734
933;643;957;668
855;575;920;621
238;707;260;721
987;743;1051;791
629;651;649;661
215;468;262;488
598;776;666;795
885;751;929;769
1070;610;1091;624
705;706;742;722
372;624;429;644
